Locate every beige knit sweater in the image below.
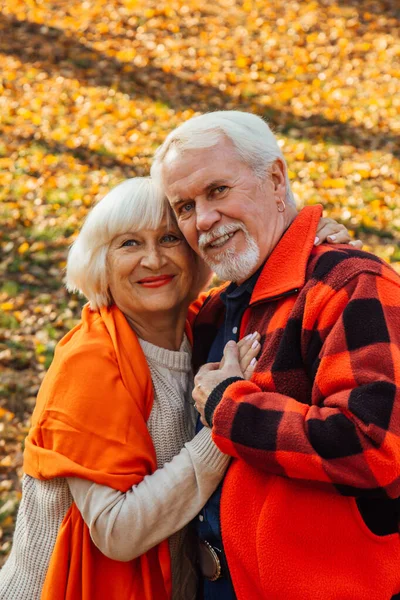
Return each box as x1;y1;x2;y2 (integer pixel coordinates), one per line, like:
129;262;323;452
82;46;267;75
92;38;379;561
0;335;229;600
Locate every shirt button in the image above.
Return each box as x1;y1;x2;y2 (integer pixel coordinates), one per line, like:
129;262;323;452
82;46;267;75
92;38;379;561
232;326;238;334
198;514;204;522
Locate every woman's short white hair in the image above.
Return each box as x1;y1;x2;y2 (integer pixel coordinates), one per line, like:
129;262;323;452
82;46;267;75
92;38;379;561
151;110;295;207
66;177;170;310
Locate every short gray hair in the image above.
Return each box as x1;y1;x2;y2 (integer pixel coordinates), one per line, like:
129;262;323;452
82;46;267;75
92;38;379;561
66;177;171;310
151;111;295;206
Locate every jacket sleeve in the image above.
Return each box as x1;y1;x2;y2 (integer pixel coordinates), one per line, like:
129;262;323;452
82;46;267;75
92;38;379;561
208;272;400;498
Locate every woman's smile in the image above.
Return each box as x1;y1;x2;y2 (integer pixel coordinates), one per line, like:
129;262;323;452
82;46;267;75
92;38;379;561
136;274;175;288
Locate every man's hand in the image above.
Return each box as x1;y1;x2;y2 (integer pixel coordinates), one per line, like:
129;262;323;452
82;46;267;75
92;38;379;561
315;217;362;249
193;340;250;427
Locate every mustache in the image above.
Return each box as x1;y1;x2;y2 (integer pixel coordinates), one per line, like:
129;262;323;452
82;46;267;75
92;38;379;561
198;222;246;250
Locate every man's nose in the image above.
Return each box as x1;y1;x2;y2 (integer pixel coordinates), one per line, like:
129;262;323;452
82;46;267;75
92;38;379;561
140;247;166;269
195;203;220;232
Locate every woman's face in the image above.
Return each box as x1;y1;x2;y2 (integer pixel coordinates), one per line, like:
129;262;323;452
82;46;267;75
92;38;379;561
107;218;198;319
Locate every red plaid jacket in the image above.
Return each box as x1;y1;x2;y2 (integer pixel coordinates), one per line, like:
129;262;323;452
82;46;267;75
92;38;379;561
191;205;400;600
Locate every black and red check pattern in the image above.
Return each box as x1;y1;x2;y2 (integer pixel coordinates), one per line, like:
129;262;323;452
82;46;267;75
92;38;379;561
192;206;400;499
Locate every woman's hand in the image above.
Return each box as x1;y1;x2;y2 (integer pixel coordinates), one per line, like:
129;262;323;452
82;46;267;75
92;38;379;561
219;331;260;380
193;341;246;426
315;217;362;248
193;334;260;426
234;331;260;379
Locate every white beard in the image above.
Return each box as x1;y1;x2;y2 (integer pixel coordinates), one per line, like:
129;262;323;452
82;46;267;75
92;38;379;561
199;222;260;282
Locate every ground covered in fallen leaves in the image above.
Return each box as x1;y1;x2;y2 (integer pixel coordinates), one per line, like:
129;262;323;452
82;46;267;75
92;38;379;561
0;0;399;564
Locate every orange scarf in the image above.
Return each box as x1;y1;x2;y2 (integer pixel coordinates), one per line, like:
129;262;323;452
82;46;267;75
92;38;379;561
24;304;174;600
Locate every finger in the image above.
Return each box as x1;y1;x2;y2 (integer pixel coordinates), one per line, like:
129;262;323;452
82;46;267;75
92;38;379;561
239;338;260;373
315;223;348;245
237;332;260;358
221;340;240;367
237;331;259;350
349;239;363;249
326;227;353;244
192;383;205;403
243;357;257;380
315;217;331;242
316;217;330;233
200;415;209;428
236;332;260;368
316;217;346;233
195;362;220;380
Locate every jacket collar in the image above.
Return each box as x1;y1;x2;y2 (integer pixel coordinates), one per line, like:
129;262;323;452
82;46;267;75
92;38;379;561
250;204;323;304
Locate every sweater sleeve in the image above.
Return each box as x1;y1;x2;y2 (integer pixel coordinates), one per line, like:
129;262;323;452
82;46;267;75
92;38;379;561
67;427;229;562
209;272;400;498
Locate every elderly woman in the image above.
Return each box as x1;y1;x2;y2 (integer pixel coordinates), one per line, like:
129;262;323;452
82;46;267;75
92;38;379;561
0;177;263;600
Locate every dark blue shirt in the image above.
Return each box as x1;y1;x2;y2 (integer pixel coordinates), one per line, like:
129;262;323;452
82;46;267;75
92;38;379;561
195;268;261;600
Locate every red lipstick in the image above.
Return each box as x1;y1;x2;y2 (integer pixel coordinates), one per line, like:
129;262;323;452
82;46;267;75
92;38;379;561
137;275;175;288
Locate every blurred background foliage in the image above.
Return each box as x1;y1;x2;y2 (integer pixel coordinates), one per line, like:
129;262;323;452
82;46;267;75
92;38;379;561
0;0;399;563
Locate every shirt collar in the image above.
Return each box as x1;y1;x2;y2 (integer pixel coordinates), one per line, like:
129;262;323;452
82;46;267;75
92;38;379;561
250;204;323;304
220;261;264;305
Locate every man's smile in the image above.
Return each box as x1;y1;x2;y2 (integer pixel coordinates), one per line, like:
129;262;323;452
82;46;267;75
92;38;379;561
199;225;242;254
208;231;236;249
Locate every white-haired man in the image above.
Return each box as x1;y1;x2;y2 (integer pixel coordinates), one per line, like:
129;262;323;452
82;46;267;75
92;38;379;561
151;112;400;600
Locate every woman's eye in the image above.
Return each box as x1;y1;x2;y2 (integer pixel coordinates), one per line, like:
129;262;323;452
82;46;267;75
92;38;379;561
121;239;139;247
161;234;180;244
180;202;194;214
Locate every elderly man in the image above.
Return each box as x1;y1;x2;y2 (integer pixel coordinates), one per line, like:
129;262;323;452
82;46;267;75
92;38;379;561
151;111;400;600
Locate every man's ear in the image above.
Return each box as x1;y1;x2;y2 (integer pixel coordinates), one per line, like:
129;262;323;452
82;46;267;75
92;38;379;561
270;159;286;195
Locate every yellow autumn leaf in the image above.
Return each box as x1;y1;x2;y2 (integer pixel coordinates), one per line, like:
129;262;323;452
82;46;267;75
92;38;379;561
116;49;136;62
0;302;14;311
0;456;12;467
1;516;14;527
369;200;382;210
321;178;347;189
0;408;14;420
30;242;46;252
17;242;30;254
236;56;249;69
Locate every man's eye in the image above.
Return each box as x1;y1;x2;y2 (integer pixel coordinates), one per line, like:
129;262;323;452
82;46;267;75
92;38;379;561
121;239;139;247
214;186;228;194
